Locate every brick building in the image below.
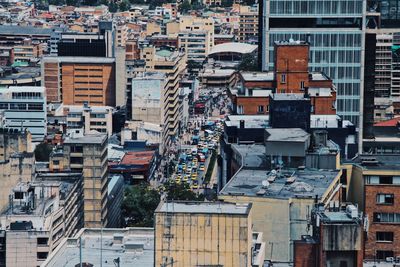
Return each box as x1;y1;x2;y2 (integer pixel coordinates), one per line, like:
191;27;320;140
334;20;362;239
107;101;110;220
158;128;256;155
347;155;400;262
42;57;116;106
230;41;336;116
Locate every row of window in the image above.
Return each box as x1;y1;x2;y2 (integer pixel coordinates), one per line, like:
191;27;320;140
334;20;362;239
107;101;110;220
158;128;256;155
373;212;400;223
269;0;363;16
366;175;400;185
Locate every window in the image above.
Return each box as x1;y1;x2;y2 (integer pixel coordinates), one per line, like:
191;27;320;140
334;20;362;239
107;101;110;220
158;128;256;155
281;74;286;84
37;237;48;246
366;176;400;185
300;81;305;90
373;212;400;223
258;105;264;113
53;160;60;165
376;232;393;242
266;105;269;112
237;105;244;114
376;194;394;205
14;192;23;199
376;250;394;260
37;252;48;260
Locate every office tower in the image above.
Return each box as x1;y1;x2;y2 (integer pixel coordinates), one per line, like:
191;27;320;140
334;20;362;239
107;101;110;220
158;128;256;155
0;86;47;141
259;0;365;134
42;56;116;106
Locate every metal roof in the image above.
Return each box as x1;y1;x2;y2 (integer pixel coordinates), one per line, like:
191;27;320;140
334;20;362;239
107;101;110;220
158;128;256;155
209;42;257;55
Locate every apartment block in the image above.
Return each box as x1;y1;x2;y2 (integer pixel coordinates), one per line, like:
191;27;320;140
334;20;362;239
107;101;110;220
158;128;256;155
155;201;264;267
42;56;116;106
0;179;81;267
0;128;31;162
13;38;44;63
63;134;108;228
347;155;400;262
0;86;47;141
54;104;113;137
238;7;258;44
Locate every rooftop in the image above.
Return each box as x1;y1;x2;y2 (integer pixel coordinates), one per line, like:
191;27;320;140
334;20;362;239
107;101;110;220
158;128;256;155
225;115;269;128
43;56;115;64
120;151;154;165
351;154;400;171
220;168;340;199
231;144;267;169
209;42;257;55
156;201;252;215
42;228;155;267
265;128;310;142
64;133;107;144
240;71;274;82
0;25;57;36
272;93;308;101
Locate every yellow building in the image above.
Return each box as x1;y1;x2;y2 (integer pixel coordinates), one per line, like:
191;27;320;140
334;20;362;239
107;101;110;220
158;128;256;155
146;21;162;36
155;201;265;267
219;168;342;263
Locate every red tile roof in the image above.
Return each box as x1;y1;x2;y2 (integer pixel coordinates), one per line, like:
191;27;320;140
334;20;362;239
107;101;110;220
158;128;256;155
374;118;400;127
120;151;154;165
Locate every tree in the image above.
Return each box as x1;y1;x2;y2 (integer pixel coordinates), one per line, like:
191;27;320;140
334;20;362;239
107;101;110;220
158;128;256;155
34;142;53;162
179;0;191;13
108;1;118;12
238;53;259;71
163;180;204;201
66;0;78;6
122;183;161;227
119;0;130;11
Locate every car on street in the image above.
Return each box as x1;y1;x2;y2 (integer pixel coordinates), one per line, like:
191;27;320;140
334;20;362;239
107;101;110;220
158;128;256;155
199;164;205;171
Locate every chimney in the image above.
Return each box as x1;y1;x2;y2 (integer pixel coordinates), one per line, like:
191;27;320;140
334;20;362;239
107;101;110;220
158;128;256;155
239;120;245;129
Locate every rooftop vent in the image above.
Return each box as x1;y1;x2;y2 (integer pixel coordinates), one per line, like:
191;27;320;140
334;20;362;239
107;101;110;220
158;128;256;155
360;157;379;166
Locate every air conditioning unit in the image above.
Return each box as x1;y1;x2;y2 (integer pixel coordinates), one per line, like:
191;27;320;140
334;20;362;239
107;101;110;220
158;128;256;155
346;205;358;219
386;257;394;262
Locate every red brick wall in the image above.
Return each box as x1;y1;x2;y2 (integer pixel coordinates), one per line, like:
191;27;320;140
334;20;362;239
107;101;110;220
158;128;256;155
364;184;400;260
294;241;316;267
235;96;269;115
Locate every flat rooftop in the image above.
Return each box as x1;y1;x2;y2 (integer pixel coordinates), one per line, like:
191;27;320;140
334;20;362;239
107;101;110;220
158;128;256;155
272;93;308;101
225;115;269;128
64;133;107;144
220;168;340;199
265;128;310;142
320;211;361;223
42;228;154;267
351;154;400;171
156;201;252;215
43;56;115;64
240;71;274;82
0;25;56;36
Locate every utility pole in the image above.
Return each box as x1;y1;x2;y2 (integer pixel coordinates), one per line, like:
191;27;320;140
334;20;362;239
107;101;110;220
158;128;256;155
79;236;82;267
100;222;103;267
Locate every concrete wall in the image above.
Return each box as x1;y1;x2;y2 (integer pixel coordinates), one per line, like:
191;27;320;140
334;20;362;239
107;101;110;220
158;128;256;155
155;212;252;267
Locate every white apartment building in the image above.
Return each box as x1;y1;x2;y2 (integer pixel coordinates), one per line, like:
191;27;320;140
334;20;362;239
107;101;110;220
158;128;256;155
54;104;113;137
0;86;46;141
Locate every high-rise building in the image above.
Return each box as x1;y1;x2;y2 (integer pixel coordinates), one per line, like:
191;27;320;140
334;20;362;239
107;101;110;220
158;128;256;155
238;6;258;44
259;0;365;131
42;57;116;106
0;86;47;141
63;134;108;228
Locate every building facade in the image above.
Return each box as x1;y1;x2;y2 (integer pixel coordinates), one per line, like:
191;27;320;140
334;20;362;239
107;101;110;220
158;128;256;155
63;134;108;228
260;0;365;129
42;57;116;106
0;86;46;141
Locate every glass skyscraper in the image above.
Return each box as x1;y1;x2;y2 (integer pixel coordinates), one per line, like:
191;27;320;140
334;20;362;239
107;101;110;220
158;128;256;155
260;0;366;129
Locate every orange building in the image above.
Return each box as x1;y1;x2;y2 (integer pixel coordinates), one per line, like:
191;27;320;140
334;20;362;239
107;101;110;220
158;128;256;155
42;57;116;106
231;41;336;116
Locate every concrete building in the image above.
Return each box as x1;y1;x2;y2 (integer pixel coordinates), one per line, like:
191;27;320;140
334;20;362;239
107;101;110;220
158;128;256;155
63;134;108;228
42;56;116;106
155;201;265;267
293;205;364;267
346;155;400;262
199;68;237;89
177;16;214;65
238;7;258;44
41;227;155;267
0;127;31;162
0;179;81;267
259;0;365;130
0;86;47;141
208;42;257;67
54;104;114;137
107;174;124;228
13;38;44;64
139;47;186;151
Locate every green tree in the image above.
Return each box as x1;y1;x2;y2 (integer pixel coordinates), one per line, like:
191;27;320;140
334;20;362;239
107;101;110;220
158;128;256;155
238;53;259;71
164;180;204;201
122;183;161;227
108;1;118;12
34;142;53;162
66;0;78;6
119;0;130;11
179;0;191;13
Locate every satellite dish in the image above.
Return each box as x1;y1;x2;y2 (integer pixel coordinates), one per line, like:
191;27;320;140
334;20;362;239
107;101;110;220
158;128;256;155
262;180;270;188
